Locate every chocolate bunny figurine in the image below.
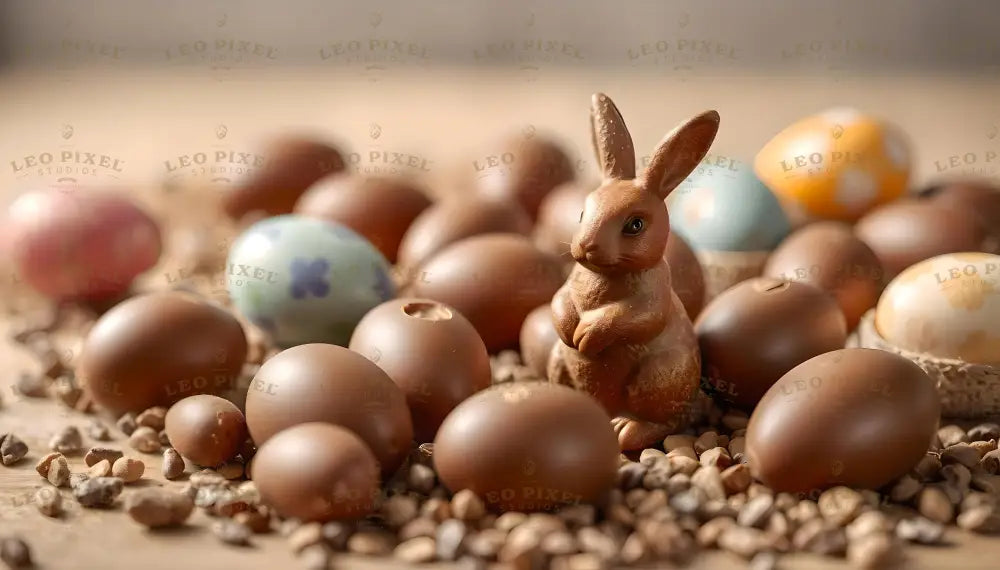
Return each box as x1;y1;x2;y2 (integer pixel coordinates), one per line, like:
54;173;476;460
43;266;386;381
547;93;720;450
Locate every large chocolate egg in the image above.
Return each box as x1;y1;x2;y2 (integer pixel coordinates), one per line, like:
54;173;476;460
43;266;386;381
294;174;432;263
854;199;992;280
222;136;344;221
165;395;247;467
533;181;592;262
754;108;911;223
407;234;564;352
349;298;492;442
252;423;379;522
78;291;248;415
874;252;1000;366
474;134;575;219
746;348;939;492
5;188;161;301
764;222;885;330
921;179;1000;238
519;304;559;378
694;278;847;410
244;343;412;474
434;382;619;512
397;196;532;270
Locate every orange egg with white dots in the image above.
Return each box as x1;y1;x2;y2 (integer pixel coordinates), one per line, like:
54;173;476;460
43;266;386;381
754;108;911;223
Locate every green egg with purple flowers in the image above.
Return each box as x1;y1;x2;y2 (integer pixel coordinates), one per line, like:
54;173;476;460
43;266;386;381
226;214;395;347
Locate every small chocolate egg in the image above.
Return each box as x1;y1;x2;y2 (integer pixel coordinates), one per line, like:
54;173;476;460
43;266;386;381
407;234;565;352
349;298;492;442
533;181;592;262
397;195;532;270
78;291;248;415
855;199;991;280
665;232;706;321
921;179;1000;238
434;382;619;512
226;215;395;347
5;188;161;301
519;304;559;378
764;221;885;330
474;134;575;219
694;278;847;410
165;395;247;467
252;422;379;522
746;348;939;492
874;252;1000;366
754;108;911;223
294;174;433;263
244;343;412;474
222;136;344;221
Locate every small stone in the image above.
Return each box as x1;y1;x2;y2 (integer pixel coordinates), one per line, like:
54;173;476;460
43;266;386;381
669;488;704;516
407;463;436;493
46;454;71;487
399;517;437;541
818;486;864;526
691;466;726;501
699;447;733;469
620;532;647;564
452;489;486;521
917;486;954;524
638;448;666;465
85;420;111;442
233;508;271;534
117;413;138;436
421;497;451;521
135;407;167;431
34;486;63;517
84;447;123;467
299;544;332;570
494;512;527;532
669;455;700;476
558;504;596;528
347;530;396;555
395;536;437;563
721;464;752;495
158;430;171;447
73;476;124;508
436;520;468;560
972;472;1000;494
49;426;83;454
889;474;922;503
896;517;945;544
554;552;606;570
382;495;419;528
971;439;998;458
938;425;968;447
53;375;83;408
162;448;185;479
738;494;775;528
666;446;697;460
663;434;696;451
788;499;820;523
216;461;243;480
14;372;48;398
981;449;1000;474
0;433;29;466
848;533;902;569
694;431;718;454
69;473;89;490
717;526;768;559
125;488;195;527
0;537;32;568
962;492;997;512
722;411;750;430
957;506;1000;533
321;521;352;550
617;462;647;490
696;517;735;547
129;426;162;453
88;459;112;478
749;551;778;570
641;464;671;490
914;453;942;480
112;457;145;483
541;531;578;556
942;443;981;469
729;437;746;462
793;519;847;556
213;520;252;546
846;511;892;541
969;423;1000;441
288;523;324;553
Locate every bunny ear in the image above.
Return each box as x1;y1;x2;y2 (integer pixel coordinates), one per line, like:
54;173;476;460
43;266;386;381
641;110;720;200
590;93;636;180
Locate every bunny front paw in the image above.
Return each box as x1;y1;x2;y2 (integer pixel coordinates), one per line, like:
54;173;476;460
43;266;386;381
572;312;614;356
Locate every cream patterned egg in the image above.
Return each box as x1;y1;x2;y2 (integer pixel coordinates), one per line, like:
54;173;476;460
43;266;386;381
754;108;911;223
875;252;1000;366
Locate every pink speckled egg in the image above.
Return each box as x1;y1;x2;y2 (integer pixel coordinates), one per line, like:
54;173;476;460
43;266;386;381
4;188;162;300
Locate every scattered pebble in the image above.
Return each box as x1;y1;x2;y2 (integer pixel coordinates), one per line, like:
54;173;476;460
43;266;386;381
112;457;145;483
14;372;48;398
0;433;29;466
125;488;195;528
162;448;185;479
135;407;167;431
394;536;437;563
73;476;124;508
84;447;124;467
34;486;63;517
88;459;112;478
46;454;71;487
213;520;253;546
85;420;111;442
0;536;32;568
116;413;138;436
49;426;83;454
129;427;162;454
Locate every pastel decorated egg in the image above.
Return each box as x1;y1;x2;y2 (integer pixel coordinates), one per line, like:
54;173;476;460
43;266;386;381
754;108;911;223
3;188;161;301
874;252;1000;366
226;215;395;347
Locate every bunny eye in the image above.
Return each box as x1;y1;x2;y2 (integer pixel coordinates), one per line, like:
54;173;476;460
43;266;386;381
623;217;645;236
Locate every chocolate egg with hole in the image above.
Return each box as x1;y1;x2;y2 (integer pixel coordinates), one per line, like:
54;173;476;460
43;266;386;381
397;195;532;271
78;291;248;415
349;298;492;442
294;174;432;264
694;278;848;410
252;422;379;521
764;221;885;330
165;395;247;467
407;234;564;352
746;348;939;492
855;199;992;280
244;343;412;474
434;382;619;512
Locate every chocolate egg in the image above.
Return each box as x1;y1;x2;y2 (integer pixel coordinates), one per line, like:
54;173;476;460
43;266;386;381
666;232;706;321
252;422;379;521
165;395;247;467
222;136;345;221
764;221;885;330
294;174;432;263
533;181;592;262
746;348;939;492
78;291;248;415
397;195;532;270
349;298;491;442
874;252;1000;366
754;108;911;223
474;134;575;219
855;199;992;280
434;382;619;512
407;234;564;352
5;188;161;301
519;304;559;378
921;179;1000;238
694;278;848;410
244;343;412;474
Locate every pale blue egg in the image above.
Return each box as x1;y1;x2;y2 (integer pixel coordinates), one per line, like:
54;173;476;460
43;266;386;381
668;159;791;252
226;215;395;347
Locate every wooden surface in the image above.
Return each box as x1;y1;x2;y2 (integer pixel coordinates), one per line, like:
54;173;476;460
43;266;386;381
2;67;1000;569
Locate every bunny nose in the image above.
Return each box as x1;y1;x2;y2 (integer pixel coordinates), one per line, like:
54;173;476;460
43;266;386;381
580;240;599;253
